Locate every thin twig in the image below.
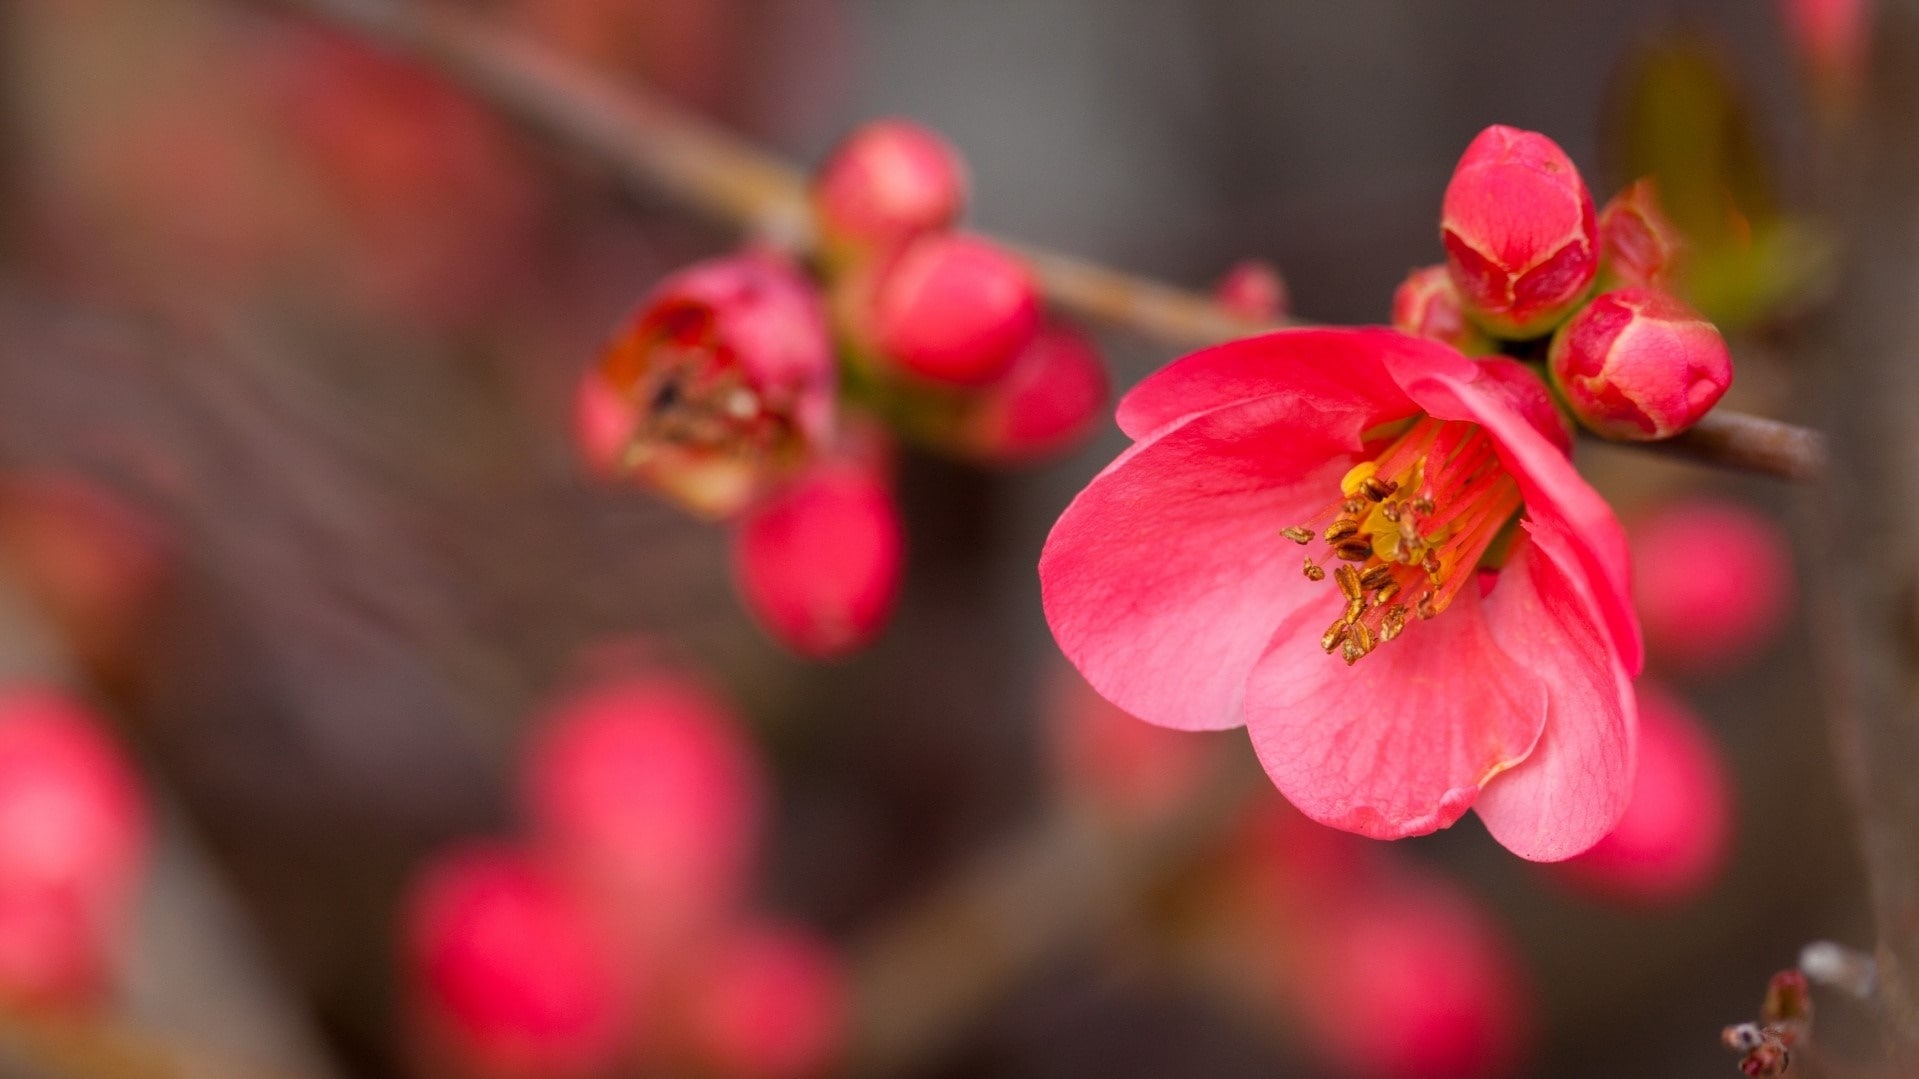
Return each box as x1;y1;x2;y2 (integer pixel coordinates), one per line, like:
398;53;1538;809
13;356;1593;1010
252;0;1823;482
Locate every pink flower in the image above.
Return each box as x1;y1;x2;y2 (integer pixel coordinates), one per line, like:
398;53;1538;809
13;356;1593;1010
811;118;968;259
1040;328;1641;860
680;919;846;1079
1213;258;1290;324
961;320;1110;462
1632;498;1793;674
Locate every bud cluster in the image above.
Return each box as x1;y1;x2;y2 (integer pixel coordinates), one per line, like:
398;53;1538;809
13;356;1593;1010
576;118;1113;659
402;651;845;1079
1394;125;1732;443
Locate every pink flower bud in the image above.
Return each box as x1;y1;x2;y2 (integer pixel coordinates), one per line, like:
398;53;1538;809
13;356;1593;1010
811;119;967;258
1214;259;1290;323
1391;265;1490;354
1471;358;1574;458
1548;288;1732;440
1555;683;1732;905
591;251;837;518
865;232;1041;387
963;320;1110;462
520;671;763;953
1631;499;1794;674
730;457;903;659
682;920;846;1079
1293;881;1528;1079
1441;125;1599;337
1598;179;1686;291
1046;663;1218;824
402;845;628;1079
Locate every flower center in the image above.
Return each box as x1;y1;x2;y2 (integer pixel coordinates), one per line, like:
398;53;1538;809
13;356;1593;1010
1283;416;1523;665
600;314;789;469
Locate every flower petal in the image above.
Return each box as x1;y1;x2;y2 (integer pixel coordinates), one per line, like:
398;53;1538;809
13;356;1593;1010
1041;395;1365;732
1472;519;1638;861
1115;328;1422;443
1244;581;1546;839
1393;353;1642;675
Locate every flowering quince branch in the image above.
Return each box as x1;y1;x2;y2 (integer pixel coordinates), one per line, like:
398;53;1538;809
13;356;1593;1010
250;0;1822;483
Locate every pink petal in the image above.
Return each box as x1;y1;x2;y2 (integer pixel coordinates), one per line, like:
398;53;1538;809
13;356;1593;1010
1472;519;1638;861
1393;354;1642;675
1115;328;1422;443
1041;395;1365;732
1244;583;1546;840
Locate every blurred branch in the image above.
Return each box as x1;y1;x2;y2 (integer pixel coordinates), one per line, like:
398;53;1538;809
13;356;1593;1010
249;0;1822;481
1811;0;1919;1063
0;1003;315;1079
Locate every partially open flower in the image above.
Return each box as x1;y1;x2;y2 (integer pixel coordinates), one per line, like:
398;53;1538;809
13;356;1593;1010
811;119;967;261
402;844;628;1079
681;919;846;1079
858;232;1041;387
731;456;904;659
1392;265;1491;354
1556;683;1732;905
1441;125;1599;338
521;671;763;954
588;251;836;518
962;320;1110;462
1548;288;1732;441
1042;330;1640;859
1597;179;1686;291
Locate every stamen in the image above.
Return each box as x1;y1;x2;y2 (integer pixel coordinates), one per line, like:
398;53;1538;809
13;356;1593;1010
1282;526;1315;545
1303;556;1325;582
1324;518;1360;544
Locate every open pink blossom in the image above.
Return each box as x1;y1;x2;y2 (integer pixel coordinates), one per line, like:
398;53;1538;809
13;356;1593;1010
1041;328;1641;860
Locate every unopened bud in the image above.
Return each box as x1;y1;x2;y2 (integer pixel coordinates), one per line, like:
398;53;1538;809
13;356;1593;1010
963;321;1109;463
1473;358;1573;458
731;458;903;658
1391;265;1491;354
863;232;1041;387
811;119;967;259
1547;288;1732;440
1598;179;1686;290
591;251;836;518
1213;259;1289;323
1441;125;1599;337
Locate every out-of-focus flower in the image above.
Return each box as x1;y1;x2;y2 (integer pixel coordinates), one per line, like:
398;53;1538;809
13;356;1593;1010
851;232;1041;387
681;919;846;1079
961;320;1109;463
520;671;763;954
1631;498;1794;674
1597;179;1687;291
1213;259;1290;323
1042;329;1640;860
0;687;147;1008
1391;265;1490;354
1441;125;1599;338
811;119;967;261
731;455;904;658
1548;288;1732;441
1290;877;1528;1079
1046;662;1219;825
588;251;837;518
1779;0;1871;107
402;844;628;1079
1556;682;1732;904
0;472;171;683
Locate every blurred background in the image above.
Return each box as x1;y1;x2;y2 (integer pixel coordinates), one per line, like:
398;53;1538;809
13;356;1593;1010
0;1;1864;1077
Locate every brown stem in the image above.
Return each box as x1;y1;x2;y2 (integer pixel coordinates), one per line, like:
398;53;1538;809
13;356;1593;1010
251;0;1822;481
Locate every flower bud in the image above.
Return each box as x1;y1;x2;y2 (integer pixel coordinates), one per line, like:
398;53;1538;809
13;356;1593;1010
591;251;836;518
811;119;967;259
520;671;763;954
1441;125;1598;337
860;232;1041;387
1391;265;1490;354
1214;259;1289;323
962;320;1109;462
401;845;627;1079
1547;288;1732;440
1292;880;1528;1079
1598;179;1686;291
1555;683;1732;905
1472;358;1574;458
682;920;846;1079
731;457;903;659
1632;499;1793;674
